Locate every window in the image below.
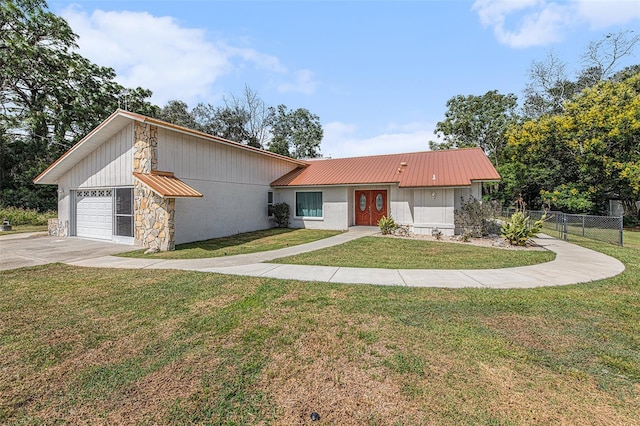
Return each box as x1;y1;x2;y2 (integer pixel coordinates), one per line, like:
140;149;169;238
267;191;274;216
114;188;133;237
296;191;322;218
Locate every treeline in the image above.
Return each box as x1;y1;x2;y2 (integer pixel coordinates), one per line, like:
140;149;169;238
430;31;640;224
0;0;322;211
2;0;639;224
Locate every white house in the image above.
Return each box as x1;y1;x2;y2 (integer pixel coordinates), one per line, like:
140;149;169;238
35;109;500;251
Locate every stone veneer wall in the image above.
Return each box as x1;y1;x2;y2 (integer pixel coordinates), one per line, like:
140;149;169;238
134;181;175;251
48;218;69;237
132;122;176;251
133;122;157;174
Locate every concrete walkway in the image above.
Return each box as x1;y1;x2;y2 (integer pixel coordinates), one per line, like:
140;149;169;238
63;230;625;289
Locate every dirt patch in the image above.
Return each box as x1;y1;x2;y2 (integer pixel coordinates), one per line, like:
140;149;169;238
482;313;578;353
477;361;640;424
190;293;242;312
258;331;425;425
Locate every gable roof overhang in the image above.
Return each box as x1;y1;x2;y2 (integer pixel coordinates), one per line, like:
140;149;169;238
133;171;203;198
34;109;308;185
270;148;500;188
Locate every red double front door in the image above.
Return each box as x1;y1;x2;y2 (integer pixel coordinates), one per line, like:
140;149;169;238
355;190;388;226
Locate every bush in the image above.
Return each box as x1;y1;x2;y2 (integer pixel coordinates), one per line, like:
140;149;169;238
378;215;399;235
269;202;290;228
501;211;546;246
0;207;56;226
454;196;501;238
624;215;639;228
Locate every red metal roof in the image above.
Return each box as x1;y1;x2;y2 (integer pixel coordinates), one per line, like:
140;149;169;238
270;148;500;188
133;171;203;198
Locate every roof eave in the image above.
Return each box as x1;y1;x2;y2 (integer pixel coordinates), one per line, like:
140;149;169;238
34;109;308;185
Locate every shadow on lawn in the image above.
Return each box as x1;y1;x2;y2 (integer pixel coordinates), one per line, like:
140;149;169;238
175;228;296;252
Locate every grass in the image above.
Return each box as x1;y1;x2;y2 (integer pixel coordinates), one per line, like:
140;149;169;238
0;225;48;235
271;236;556;269
1;236;638;424
117;228;343;259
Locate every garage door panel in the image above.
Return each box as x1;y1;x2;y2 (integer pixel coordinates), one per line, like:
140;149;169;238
75;189;113;240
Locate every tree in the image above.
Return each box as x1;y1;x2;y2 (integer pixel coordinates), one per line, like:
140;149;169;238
223;86;272;148
581;30;640;81
506;72;640;217
1;0;156;210
157;100;199;130
268;105;323;159
522;51;575;118
429;90;518;167
167;87;274;149
523;32;639;119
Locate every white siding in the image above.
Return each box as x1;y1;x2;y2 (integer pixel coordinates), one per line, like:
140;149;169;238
471;182;482;199
157;128;295;185
390;186;413;225
56;123;134;224
157;128;301;243
278;187;350;230
412;188;455;236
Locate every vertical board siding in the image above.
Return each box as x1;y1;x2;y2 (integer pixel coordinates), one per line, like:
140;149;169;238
156;127;301;242
412;188;456;235
61;123;134;189
390;186;414;224
156;128;297;185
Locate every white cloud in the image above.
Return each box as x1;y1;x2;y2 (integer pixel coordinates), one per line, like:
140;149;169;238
277;69;318;95
573;0;640;29
321;121;435;159
62;7;230;104
220;44;288;73
472;0;571;48
61;6;317;105
472;0;640;48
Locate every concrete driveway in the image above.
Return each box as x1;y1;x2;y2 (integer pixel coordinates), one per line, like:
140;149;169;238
0;233;134;271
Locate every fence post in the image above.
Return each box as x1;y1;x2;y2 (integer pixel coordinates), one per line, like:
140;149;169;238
582;215;585;237
620;216;624;246
563;213;568;241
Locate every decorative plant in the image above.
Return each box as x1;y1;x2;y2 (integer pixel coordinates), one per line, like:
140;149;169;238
378;215;398;235
432;227;443;240
501;211;546;246
270;202;290;228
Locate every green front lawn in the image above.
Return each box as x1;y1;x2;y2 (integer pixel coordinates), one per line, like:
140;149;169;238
271;236;556;269
117;228;343;259
1;236;637;424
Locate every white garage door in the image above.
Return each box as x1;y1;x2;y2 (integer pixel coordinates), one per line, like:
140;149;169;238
75;189;113;240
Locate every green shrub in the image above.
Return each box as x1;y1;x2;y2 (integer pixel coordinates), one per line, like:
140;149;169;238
378;215;399;235
0;207;56;226
501;211;546;246
624;215;639;228
270;203;290;228
454;196;501;238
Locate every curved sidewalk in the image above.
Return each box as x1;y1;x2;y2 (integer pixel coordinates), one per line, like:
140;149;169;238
67;232;626;289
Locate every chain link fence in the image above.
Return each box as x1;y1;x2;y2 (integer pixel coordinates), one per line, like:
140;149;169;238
502;209;624;246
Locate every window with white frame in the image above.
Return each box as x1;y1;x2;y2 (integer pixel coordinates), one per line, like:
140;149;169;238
295;191;322;218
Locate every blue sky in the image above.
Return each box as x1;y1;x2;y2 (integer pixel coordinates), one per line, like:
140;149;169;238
50;0;640;158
